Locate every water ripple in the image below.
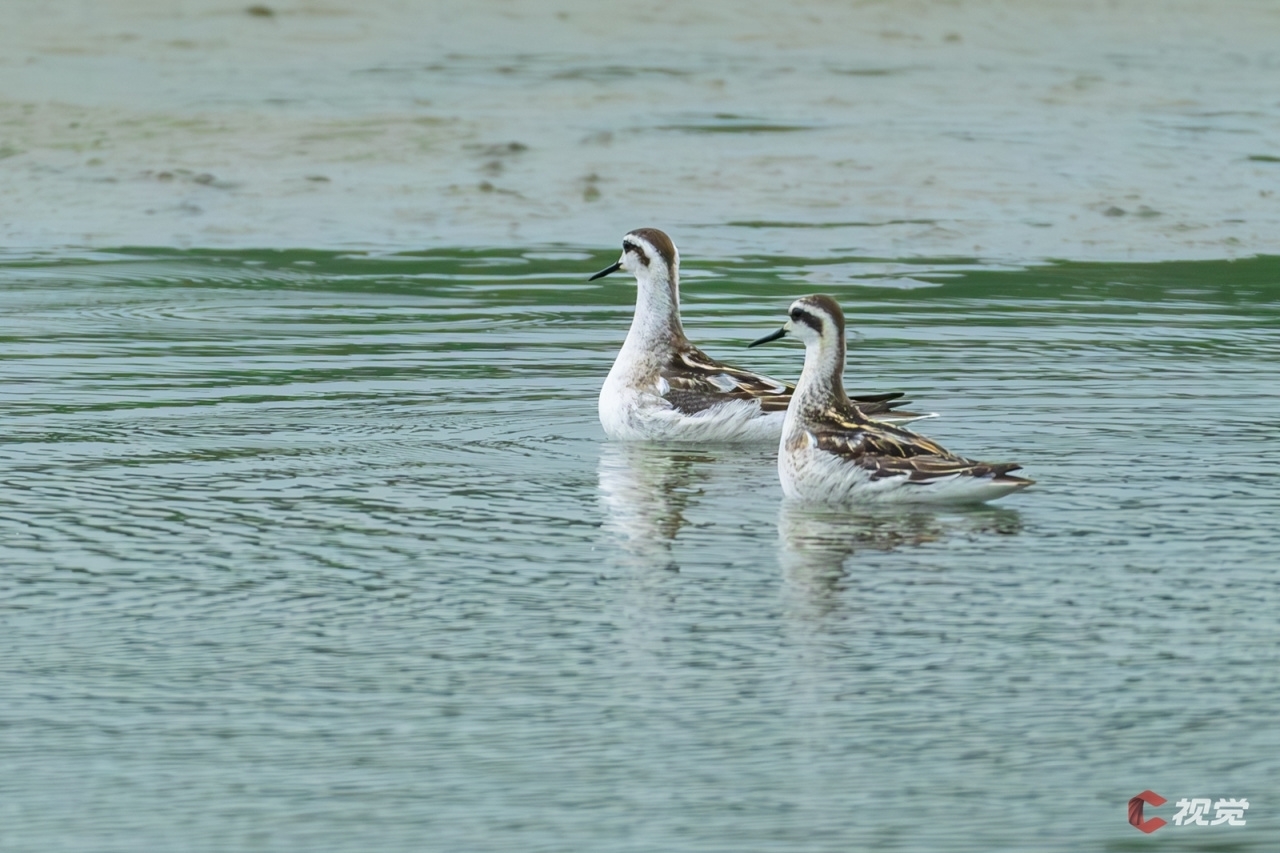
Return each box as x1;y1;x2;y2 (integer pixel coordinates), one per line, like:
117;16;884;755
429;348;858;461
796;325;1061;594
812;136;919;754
1;250;1278;853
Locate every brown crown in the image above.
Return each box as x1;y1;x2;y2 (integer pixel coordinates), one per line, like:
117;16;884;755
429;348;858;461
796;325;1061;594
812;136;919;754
793;293;845;335
624;227;678;268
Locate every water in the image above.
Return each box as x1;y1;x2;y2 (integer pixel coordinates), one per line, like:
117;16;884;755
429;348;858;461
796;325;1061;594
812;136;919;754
4;0;1280;258
4;0;1280;848
1;248;1278;851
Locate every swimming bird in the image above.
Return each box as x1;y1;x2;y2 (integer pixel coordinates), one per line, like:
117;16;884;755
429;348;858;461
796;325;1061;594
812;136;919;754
590;228;918;442
750;294;1033;503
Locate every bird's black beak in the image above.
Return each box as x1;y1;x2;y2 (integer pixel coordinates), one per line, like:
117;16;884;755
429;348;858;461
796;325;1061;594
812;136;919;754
588;261;622;281
748;326;788;348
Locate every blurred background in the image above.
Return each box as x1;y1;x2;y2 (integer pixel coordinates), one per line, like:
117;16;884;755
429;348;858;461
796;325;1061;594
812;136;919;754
3;0;1278;259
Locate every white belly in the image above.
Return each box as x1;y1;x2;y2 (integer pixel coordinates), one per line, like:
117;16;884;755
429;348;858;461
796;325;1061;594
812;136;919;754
779;435;1027;504
599;374;782;443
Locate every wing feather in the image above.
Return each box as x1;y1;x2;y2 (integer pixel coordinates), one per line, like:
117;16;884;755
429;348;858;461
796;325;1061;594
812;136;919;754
809;410;1025;483
660;348;913;417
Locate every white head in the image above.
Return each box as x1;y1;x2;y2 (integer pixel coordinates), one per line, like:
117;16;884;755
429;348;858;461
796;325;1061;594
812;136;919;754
749;294;848;389
589;228;685;340
589;227;680;288
750;294;845;350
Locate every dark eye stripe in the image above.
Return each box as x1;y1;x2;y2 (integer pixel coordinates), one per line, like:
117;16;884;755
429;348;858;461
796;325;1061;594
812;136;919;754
792;308;822;332
622;241;650;267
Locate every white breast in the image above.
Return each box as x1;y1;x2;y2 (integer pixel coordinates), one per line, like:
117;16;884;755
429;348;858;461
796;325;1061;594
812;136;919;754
600;371;783;442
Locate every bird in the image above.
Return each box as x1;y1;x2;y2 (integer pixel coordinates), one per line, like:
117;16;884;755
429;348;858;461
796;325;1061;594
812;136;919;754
749;294;1033;503
589;227;919;442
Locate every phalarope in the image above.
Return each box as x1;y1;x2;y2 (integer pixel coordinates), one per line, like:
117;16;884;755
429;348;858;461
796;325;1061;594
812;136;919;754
590;228;918;442
750;294;1033;503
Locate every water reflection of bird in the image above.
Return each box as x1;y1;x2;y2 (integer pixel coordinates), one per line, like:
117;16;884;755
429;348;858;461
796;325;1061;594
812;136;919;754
779;502;1024;613
597;442;713;565
751;294;1033;504
589;228;920;442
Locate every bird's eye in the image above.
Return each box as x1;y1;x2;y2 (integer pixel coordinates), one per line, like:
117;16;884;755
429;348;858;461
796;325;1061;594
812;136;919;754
789;308;801;320
623;242;650;267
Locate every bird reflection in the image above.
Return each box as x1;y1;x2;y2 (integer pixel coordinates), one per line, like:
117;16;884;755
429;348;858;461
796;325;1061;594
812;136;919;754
597;442;715;566
779;501;1023;615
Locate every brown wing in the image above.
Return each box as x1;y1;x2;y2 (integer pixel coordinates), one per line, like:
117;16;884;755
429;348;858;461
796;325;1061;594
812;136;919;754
660;348;792;415
661;348;914;417
809;411;1025;483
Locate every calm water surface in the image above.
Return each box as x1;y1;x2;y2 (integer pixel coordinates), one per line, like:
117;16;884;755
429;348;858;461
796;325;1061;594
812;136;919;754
1;248;1278;851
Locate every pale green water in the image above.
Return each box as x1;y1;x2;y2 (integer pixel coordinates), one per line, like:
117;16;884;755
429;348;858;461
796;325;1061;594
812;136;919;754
3;0;1280;848
1;248;1277;851
5;0;1279;258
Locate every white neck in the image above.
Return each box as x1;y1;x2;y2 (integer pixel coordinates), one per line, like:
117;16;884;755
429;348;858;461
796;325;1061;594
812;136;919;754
790;332;848;418
620;264;687;354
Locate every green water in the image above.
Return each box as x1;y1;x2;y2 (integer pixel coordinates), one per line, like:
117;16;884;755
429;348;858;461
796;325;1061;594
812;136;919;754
2;248;1277;851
